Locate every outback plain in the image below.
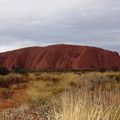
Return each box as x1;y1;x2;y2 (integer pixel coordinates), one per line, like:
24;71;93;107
0;70;119;120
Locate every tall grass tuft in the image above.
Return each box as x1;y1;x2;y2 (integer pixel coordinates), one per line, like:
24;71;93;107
55;90;120;120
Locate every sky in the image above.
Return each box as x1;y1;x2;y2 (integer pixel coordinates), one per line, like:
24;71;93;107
0;0;120;52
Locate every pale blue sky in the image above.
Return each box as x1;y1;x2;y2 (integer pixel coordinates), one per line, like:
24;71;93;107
0;0;120;52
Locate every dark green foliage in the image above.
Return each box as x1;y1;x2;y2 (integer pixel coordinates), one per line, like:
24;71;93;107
0;67;9;75
14;67;28;75
115;75;120;82
107;74;120;82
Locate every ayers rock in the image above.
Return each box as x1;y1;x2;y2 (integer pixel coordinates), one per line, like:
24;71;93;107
0;44;120;71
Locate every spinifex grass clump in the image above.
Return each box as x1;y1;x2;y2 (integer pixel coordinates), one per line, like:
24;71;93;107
54;90;120;120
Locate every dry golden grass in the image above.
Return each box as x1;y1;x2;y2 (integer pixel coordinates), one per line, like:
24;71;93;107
0;73;28;99
26;72;120;103
26;71;120;119
27;72;81;100
54;90;120;120
0;71;119;119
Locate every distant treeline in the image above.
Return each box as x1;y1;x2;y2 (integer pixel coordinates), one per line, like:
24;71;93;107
0;66;119;75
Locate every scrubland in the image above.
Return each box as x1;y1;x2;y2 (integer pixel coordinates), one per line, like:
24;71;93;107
0;71;119;120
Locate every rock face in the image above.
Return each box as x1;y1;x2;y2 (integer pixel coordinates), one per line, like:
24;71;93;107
0;44;120;70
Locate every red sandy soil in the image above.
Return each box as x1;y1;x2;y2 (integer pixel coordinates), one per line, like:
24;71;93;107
0;89;28;112
0;44;120;70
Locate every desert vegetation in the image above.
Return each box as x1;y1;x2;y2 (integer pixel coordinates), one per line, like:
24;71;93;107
0;67;9;76
0;71;119;119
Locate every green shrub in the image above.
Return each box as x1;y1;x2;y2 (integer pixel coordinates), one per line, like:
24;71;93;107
14;67;28;75
0;67;9;75
115;75;120;82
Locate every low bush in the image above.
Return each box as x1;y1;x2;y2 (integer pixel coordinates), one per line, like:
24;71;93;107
99;67;106;72
14;68;28;75
112;67;119;71
52;78;60;84
115;74;120;82
0;75;28;88
0;67;9;75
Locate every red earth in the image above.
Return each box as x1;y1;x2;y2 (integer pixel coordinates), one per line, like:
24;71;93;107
0;89;28;112
0;44;120;70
